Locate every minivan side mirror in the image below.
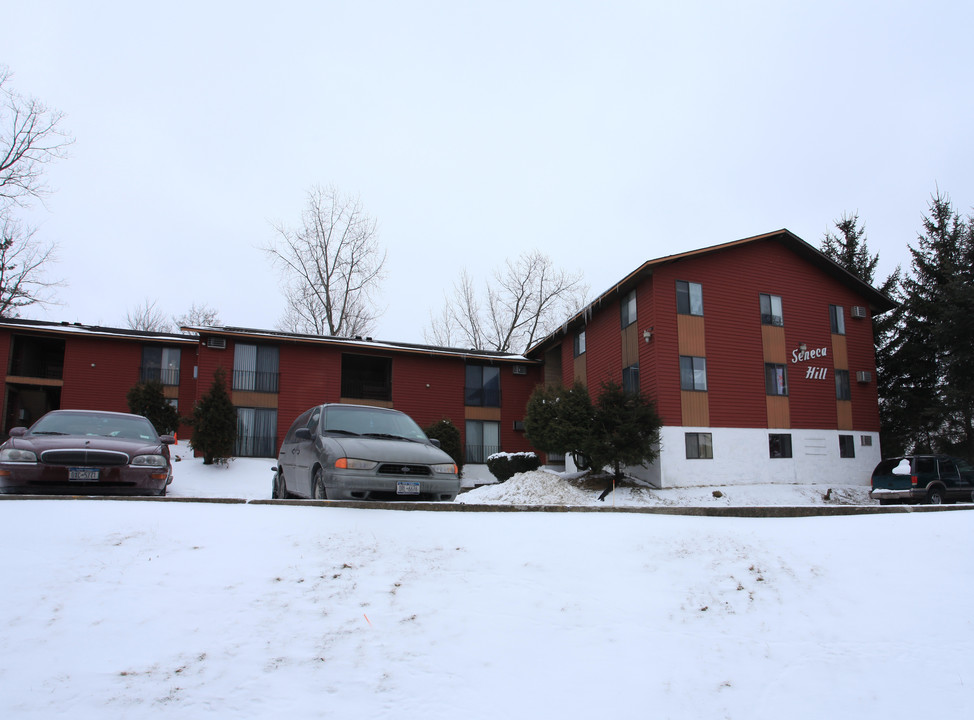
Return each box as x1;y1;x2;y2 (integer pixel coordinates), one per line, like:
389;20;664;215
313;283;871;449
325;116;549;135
295;427;312;441
429;438;441;448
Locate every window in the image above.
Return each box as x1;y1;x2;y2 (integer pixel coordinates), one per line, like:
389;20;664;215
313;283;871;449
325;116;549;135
860;435;873;447
620;290;637;328
835;370;851;400
141;346;181;386
769;433;793;458
233;344;279;393
235;407;278;457
839;434;855;458
341;354;392;401
622;363;640;394
760;294;783;326
676;280;703;316
830;305;845;335
765;363;788;396
465;365;501;407
465;420;500;463
685;432;713;459
573;330;586;357
679;356;708;391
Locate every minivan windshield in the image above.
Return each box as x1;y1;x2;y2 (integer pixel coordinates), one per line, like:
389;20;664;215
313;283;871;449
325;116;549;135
322;406;428;442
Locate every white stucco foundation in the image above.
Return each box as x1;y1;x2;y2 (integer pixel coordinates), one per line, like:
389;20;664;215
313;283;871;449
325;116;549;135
614;427;881;489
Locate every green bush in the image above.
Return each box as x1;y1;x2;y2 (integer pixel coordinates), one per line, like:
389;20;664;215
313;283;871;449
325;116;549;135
126;380;180;435
486;452;540;482
423;418;464;476
188;367;237;465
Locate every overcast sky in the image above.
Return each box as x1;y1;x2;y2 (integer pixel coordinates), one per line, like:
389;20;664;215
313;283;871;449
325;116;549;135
5;1;973;343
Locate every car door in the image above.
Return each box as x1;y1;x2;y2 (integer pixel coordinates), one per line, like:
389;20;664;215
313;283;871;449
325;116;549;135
295;406;323;497
279;409;312;488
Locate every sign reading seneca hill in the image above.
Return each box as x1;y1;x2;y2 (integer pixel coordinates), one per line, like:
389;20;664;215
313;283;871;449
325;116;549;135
791;344;829;380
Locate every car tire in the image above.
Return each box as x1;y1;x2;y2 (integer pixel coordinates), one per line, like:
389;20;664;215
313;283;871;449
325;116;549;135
926;486;947;505
312;469;328;500
273;473;288;499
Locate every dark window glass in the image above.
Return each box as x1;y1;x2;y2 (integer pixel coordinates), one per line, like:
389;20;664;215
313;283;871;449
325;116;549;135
465;420;500;463
233;344;279;393
760;294;783;326
622;363;640;394
676;281;704;316
141;346;181;386
465;365;501;407
685;432;713;459
839;434;855;458
830;305;846;335
235;407;278;457
620;290;637;328
765;363;788;396
341;354;392;401
835;370;851;400
769;433;792;458
679;356;707;391
574;330;586;357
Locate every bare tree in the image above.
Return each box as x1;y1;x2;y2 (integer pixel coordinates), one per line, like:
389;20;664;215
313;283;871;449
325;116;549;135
0;68;72;317
265;185;386;337
427;250;589;354
1;67;73;210
126;299;173;332
0;217;62;317
173;302;221;331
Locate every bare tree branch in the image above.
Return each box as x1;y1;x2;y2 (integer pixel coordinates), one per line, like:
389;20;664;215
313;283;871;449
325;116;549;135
1;67;74;210
126;299;173;332
0;216;63;317
265;185;386;337
173;302;221;332
427;250;588;354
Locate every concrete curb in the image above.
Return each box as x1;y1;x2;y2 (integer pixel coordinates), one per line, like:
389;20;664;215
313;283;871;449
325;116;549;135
5;495;972;517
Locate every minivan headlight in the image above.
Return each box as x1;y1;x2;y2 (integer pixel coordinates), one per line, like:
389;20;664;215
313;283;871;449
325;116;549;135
132;454;167;467
0;448;37;463
335;458;378;471
432;463;458;475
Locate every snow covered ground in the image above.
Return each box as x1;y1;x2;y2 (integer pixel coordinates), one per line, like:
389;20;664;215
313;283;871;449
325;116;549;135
2;450;972;719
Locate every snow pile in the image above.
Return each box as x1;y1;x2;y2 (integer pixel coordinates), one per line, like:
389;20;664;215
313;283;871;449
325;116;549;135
457;469;594;505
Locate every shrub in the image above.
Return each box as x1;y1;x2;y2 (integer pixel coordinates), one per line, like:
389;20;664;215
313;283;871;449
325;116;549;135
486;451;540;482
423;418;463;476
188;367;237;465
126;380;180;435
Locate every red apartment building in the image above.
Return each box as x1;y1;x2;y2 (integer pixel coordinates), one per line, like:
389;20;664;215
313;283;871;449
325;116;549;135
0;320;541;465
527;229;896;487
0;229;896;486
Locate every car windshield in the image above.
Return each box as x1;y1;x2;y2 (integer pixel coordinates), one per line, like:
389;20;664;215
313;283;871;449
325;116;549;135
31;412;159;441
322;406;428;442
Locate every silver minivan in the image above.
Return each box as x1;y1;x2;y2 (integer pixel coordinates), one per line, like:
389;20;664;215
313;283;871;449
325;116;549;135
273;404;460;501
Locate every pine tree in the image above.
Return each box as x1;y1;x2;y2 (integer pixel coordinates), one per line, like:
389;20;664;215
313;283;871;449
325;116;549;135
524;381;594;465
189;367;237;465
126;380;180;435
584;380;662;492
885;191;974;459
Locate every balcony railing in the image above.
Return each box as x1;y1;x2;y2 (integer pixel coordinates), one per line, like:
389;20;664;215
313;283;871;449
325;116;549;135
139;367;181;386
234;432;277;458
232;370;280;393
464;443;501;464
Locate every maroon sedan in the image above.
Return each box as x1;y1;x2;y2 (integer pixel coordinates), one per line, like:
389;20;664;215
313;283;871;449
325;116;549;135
0;409;174;496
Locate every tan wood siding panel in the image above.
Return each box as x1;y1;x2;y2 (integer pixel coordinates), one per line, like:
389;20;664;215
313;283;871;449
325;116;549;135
465;406;502;421
831;334;848;369
677;315;706;356
545;347;563;387
163;385;179;400
621;324;639;367
836;400;853;430
5;375;63;387
766;396;790;428
573;354;586;384
761;325;787;363
681;391;710;426
232;391;278;408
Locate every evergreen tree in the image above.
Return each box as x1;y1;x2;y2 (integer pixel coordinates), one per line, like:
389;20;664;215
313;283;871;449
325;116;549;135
126;380;180;435
189;367;237;465
524;381;594;466
584;380;662;490
423;418;464;475
885;191;974;459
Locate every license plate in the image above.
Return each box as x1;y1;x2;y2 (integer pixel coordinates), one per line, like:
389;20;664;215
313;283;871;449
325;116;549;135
69;467;100;481
396;481;420;495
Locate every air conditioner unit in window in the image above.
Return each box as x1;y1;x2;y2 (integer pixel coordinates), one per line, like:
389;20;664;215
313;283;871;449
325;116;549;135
856;371;872;383
512;364;527;375
851;306;868;319
206;337;227;350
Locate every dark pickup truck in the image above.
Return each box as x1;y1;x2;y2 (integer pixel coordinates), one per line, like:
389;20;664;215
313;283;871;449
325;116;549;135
870;454;974;505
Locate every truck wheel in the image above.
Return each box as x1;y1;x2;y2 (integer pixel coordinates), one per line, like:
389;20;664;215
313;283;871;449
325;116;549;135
926;486;946;505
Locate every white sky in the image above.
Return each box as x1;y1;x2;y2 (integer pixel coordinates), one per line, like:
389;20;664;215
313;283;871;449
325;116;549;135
5;1;973;342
